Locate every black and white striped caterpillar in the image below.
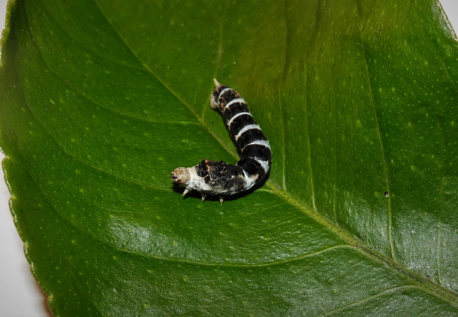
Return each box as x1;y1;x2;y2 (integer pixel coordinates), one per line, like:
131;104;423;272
171;79;271;204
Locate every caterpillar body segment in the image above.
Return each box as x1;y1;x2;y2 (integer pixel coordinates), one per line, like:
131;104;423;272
171;79;271;204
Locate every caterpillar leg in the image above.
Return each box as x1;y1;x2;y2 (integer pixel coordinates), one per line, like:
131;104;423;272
201;194;206;202
182;188;190;197
219;196;224;205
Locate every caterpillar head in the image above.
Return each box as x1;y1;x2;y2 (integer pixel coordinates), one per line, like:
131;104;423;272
171;167;191;185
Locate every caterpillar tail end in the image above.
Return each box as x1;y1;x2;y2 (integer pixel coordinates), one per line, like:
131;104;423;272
213;78;222;89
210;78;223;110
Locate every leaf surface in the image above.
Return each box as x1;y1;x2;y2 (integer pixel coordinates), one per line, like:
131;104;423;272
1;0;458;315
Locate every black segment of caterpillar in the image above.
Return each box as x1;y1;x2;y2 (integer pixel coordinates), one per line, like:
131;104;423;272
171;79;271;204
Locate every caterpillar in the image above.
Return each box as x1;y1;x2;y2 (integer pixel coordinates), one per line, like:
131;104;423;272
171;79;271;204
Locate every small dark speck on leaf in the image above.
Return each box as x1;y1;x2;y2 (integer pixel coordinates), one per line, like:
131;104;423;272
384;191;389;197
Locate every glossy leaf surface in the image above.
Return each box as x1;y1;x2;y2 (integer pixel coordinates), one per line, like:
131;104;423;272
1;0;458;315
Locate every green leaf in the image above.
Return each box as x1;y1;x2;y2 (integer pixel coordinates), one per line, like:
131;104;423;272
1;0;458;315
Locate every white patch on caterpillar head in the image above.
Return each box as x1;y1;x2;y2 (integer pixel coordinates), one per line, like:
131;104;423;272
235;124;261;141
171;167;191;184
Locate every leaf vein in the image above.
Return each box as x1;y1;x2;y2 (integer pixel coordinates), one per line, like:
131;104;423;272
202;11;225;121
319;285;419;316
278;0;288;191
36;0;146;72
355;2;394;260
92;0;240;161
